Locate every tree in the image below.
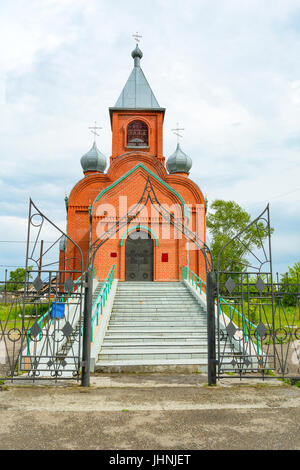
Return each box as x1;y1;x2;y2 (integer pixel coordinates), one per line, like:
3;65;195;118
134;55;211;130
206;200;272;273
7;267;33;291
279;261;300;306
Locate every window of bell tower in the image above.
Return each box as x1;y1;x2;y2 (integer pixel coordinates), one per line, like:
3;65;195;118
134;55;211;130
127;120;149;148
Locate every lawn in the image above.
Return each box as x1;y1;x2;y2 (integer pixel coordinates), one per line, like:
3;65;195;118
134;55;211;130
0;302;50;332
220;299;300;343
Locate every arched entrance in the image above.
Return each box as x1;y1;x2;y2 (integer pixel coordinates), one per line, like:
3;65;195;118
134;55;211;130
125;230;153;281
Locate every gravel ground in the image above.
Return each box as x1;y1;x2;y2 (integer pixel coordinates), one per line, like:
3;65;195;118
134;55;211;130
0;373;299;450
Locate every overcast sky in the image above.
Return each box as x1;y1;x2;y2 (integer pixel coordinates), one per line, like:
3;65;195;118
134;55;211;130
0;0;300;278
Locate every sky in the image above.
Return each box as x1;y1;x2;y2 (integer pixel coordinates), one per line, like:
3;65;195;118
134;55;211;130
0;0;300;278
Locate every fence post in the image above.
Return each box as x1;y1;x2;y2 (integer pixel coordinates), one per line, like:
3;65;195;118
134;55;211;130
207;271;217;386
81;270;93;387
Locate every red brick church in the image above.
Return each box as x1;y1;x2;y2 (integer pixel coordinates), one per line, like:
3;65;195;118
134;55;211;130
62;44;207;282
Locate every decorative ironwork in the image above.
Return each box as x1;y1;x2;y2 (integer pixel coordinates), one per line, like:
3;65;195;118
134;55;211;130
0;199;84;382
88;175;212;274
215;205;300;380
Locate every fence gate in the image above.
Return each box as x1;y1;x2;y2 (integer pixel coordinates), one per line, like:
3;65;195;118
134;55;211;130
215;205;300;381
0;200;84;382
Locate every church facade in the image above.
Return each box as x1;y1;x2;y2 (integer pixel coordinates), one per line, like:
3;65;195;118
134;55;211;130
62;45;207;282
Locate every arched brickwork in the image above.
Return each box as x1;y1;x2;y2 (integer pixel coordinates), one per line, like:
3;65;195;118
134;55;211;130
65;75;207;281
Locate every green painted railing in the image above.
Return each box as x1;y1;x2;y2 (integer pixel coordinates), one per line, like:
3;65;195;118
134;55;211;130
181;266;206;294
26;263;116;356
181;265;260;354
26;272;84;355
90;265;115;342
218;297;260;355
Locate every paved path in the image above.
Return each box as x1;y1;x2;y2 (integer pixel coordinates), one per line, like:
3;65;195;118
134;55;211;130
0;374;299;450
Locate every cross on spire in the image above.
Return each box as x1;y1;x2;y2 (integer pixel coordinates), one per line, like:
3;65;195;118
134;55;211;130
132;31;142;44
171;122;185;144
88;121;102;142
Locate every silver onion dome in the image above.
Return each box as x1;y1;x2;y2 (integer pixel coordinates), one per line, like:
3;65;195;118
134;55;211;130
166;143;192;174
80;142;107;173
131;44;143;62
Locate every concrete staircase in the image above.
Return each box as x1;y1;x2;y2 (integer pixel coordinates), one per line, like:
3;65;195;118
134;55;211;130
92;282;103;304
95;281;212;371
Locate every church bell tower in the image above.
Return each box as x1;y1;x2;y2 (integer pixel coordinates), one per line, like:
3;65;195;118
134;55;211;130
109;44;165;164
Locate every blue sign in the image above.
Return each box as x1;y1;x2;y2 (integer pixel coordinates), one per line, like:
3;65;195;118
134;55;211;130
51;302;65;319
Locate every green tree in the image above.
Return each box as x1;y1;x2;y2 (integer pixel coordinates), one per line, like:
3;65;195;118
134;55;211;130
206;200;272;273
279;261;300;306
7;267;33;291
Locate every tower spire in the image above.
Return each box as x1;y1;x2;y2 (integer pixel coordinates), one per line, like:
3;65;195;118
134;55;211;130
112;41;162;110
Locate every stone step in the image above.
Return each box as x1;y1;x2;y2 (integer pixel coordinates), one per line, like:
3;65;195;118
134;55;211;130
95;358;236;368
113;298;198;303
114;302;203;308
117;287;185;295
119;281;183;283
103;336;207;343
112;306;202;316
113;304;197;308
112;305;202;310
108;321;205;327
101;341;205;349
96;281;212;369
95;358;207;367
116;291;193;300
114;297;194;301
107;327;207;333
99;350;209;360
110;315;202;321
105;330;206;337
116;289;190;292
111;311;203;316
116;289;191;292
113;302;202;306
113;298;200;302
92;283;103;303
112;307;199;311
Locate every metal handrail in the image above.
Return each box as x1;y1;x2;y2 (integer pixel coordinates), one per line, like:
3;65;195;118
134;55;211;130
181;266;206;294
90;265;115;342
218;297;260;354
181;265;260;354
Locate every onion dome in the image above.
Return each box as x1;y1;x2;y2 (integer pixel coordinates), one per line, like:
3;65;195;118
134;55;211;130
166;143;192;175
80;142;107;173
131;44;143;66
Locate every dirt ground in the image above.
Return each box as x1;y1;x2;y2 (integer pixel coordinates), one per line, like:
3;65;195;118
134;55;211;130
0;373;299;450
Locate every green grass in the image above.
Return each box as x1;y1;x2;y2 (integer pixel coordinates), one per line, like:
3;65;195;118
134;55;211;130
278;378;300;387
0;303;51;332
220;301;300;333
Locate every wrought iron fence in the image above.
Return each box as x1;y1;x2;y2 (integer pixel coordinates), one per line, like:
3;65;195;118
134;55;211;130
0;199;84;382
215;271;300;379
214;205;300;380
